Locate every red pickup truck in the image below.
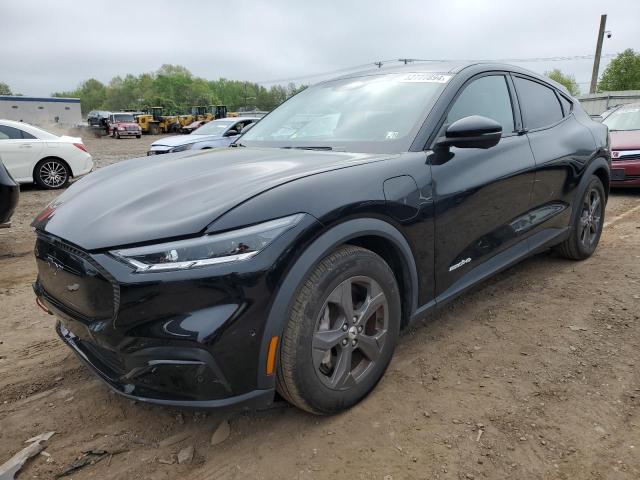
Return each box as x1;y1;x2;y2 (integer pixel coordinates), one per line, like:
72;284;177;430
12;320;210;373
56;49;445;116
107;113;142;139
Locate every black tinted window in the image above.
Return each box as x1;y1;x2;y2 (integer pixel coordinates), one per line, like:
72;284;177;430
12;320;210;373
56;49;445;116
447;75;515;133
0;125;26;140
515;77;563;129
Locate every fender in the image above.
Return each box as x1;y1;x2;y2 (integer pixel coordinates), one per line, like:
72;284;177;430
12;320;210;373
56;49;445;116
570;156;610;225
256;217;419;389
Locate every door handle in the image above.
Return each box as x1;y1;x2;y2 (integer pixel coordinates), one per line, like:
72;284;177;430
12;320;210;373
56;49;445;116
20;144;33;148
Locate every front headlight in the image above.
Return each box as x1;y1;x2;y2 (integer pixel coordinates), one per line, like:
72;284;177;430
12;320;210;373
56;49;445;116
169;143;194;153
111;214;304;272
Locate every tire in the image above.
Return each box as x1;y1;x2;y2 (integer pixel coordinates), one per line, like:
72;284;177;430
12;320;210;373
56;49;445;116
277;245;401;415
34;158;70;190
556;175;605;260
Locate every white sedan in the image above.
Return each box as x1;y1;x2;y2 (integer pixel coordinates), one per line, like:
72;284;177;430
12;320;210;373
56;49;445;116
0;119;93;189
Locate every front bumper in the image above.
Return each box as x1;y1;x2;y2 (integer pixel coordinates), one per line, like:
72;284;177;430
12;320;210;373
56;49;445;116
116;130;141;137
55;320;273;409
611;159;640;187
32;217;319;409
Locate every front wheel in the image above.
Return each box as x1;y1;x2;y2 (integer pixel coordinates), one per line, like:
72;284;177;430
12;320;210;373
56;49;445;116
34;158;70;190
556;176;605;260
277;245;401;415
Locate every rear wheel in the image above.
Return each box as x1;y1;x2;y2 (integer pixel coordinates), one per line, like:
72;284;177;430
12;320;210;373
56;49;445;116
277;245;401;415
556;176;605;260
34;158;70;190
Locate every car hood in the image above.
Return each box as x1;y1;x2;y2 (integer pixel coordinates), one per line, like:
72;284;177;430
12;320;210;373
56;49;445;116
151;134;222;148
34;147;390;250
609;130;640;151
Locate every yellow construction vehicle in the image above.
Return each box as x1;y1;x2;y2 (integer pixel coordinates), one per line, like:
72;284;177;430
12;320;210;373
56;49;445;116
208;105;229;119
136;107;181;134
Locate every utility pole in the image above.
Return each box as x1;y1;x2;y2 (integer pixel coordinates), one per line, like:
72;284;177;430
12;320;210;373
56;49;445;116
589;14;607;94
398;58;414;65
374;61;383;68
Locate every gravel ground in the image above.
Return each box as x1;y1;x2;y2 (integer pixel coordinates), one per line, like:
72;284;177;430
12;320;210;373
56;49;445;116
0;133;639;480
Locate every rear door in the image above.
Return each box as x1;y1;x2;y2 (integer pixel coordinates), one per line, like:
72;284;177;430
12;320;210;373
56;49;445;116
512;75;596;241
0;125;43;182
430;73;536;298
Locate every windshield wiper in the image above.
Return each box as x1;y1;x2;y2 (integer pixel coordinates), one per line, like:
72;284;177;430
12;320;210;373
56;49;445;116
231;142;246;147
281;146;333;151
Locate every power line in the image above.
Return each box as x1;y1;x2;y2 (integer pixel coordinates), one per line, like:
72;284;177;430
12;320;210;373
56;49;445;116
255;53;618;86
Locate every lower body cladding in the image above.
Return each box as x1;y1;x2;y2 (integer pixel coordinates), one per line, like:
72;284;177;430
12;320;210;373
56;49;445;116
32;222;318;409
610;160;640;187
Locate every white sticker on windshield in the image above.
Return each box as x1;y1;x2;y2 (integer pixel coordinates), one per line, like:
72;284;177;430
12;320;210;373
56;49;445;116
399;73;453;83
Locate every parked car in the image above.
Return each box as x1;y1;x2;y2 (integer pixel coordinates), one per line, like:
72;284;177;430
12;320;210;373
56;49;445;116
602;103;640;187
181;120;208;134
32;63;609;415
87;110;111;127
107;112;142;139
147;117;259;155
0;120;93;189
0;156;19;227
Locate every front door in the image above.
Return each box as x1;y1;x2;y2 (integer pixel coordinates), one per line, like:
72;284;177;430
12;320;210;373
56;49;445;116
0;124;42;182
430;73;536;298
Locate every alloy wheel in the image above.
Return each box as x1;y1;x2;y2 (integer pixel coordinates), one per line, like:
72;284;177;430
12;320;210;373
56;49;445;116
313;276;389;390
579;187;602;249
39;161;68;188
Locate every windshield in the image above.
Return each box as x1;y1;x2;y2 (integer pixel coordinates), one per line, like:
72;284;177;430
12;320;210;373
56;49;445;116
114;114;135;122
239;72;451;153
193;120;235;136
603;106;640;131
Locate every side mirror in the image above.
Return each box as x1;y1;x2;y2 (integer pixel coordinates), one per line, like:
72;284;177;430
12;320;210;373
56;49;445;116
436;115;502;149
224;129;239;137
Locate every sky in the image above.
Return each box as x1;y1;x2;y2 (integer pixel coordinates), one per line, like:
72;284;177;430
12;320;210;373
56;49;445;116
2;0;639;97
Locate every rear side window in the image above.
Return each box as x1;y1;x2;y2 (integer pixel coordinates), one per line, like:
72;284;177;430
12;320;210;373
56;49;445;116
558;95;573;116
515;77;563;129
0;125;28;140
446;75;515;134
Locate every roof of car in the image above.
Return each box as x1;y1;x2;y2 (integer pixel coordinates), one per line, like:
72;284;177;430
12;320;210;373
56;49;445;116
326;61;571;95
0;119;58;138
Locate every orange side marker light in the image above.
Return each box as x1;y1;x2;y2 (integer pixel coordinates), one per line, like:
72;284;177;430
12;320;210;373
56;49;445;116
266;336;279;376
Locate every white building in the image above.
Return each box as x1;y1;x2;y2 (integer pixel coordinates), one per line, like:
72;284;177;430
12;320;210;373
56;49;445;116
0;95;82;126
577;90;640;115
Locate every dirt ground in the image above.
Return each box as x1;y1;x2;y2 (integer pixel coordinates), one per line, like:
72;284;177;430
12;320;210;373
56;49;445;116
1;133;639;480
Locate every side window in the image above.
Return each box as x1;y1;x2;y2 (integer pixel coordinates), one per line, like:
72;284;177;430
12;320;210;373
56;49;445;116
514;77;563;129
558;94;573;117
447;75;515;134
0;125;25;140
21;130;36;139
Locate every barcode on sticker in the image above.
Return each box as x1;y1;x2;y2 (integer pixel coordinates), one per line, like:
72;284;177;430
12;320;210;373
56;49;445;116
400;73;452;83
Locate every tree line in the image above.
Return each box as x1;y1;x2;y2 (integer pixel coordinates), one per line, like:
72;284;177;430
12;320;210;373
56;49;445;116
2;50;640;112
46;65;306;116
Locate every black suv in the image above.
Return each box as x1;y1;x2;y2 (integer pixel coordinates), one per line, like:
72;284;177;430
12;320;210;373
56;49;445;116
32;62;609;415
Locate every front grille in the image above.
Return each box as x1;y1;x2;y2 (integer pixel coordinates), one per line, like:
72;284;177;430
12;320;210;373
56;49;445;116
613;153;640;162
126;126;138;131
35;234;119;321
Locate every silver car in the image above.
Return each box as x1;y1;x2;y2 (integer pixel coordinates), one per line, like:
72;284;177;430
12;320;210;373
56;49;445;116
147;117;259;155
